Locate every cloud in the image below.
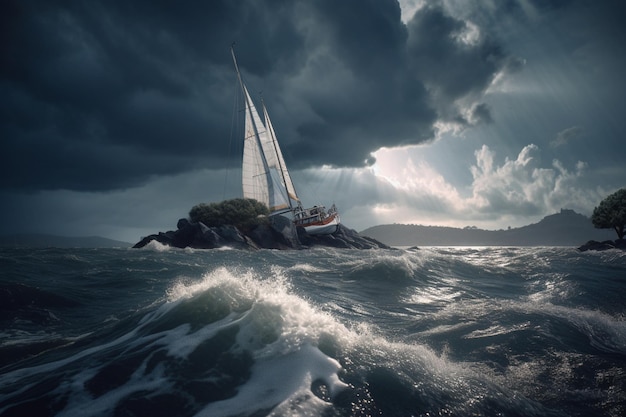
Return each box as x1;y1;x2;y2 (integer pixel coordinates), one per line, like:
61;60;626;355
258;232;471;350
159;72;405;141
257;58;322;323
1;0;514;192
469;144;545;215
405;4;509;125
468;103;493;125
353;142;604;229
550;126;583;148
467;143;600;218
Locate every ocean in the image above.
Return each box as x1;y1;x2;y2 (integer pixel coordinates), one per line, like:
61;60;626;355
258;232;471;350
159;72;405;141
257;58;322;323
1;244;625;417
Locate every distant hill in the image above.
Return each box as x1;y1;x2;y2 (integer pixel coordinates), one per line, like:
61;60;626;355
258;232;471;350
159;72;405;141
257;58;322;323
360;209;616;246
0;234;132;248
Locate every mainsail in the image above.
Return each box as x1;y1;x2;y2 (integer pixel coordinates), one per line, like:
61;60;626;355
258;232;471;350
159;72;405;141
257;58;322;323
234;50;300;215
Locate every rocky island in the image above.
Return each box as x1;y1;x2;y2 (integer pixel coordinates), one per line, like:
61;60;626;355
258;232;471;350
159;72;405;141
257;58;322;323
577;239;626;252
133;215;390;250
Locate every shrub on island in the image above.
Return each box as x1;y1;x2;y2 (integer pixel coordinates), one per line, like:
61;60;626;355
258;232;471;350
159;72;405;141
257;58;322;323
189;198;270;231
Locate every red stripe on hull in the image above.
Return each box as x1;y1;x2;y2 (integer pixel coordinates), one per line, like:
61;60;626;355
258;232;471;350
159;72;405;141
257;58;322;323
295;213;338;228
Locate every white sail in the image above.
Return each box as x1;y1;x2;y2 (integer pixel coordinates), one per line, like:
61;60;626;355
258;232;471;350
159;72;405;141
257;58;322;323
241;84;292;213
261;102;300;206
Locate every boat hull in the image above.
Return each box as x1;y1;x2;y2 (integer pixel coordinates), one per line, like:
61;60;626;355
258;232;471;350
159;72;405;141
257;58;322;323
300;213;340;235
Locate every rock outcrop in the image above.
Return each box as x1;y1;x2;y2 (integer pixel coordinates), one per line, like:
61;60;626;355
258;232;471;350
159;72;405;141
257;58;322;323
133;216;391;250
577;239;626;252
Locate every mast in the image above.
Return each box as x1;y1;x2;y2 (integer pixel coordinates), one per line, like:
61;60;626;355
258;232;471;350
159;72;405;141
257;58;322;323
230;45;245;95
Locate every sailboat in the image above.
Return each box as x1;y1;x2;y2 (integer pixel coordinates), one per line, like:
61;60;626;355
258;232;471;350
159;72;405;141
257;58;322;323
231;47;340;235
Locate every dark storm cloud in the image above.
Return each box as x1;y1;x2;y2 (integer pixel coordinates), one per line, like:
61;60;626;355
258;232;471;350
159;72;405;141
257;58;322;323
406;6;501;101
449;0;626;169
286;0;515;166
1;0;513;192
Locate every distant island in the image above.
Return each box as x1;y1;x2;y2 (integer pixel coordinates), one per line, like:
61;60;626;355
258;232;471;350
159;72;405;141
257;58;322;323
0;234;132;248
360;209;616;247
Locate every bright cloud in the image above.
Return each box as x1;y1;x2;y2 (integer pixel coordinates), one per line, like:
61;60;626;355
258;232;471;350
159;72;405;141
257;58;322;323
355;143;602;230
397;0;426;23
469;144;545;213
468;144;598;218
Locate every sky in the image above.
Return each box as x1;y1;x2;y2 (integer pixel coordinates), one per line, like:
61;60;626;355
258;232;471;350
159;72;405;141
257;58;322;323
1;0;625;243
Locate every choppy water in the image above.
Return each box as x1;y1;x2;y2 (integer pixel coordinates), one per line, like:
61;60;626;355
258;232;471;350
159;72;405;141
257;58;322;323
1;244;625;416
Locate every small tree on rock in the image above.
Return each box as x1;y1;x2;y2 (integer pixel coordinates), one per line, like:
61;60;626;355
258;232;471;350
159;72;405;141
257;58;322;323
591;188;626;240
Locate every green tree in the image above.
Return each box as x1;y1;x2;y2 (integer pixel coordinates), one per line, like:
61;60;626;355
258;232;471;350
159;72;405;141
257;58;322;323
591;188;626;240
189;198;269;230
